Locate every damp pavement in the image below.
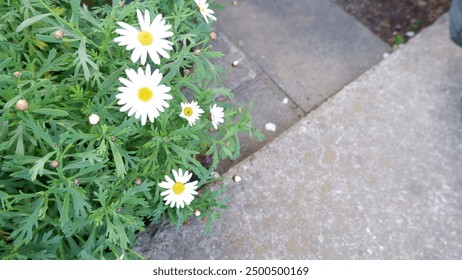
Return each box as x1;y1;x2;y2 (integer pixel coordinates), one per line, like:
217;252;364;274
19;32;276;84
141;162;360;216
134;1;462;259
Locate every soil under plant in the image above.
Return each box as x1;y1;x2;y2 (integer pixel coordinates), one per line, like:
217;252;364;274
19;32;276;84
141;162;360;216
333;0;452;45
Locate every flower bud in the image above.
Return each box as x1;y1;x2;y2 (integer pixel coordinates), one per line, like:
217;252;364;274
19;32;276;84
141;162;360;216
53;30;64;40
15;99;29;111
88;113;100;125
13;71;22;78
73;179;81;186
210;32;217;40
50;160;59;169
194;49;201;56
193;209;201;217
134;178;142;185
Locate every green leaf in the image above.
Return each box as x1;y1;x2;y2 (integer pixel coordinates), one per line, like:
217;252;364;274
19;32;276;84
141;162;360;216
18;114;55;148
119;182;152;207
95;68;123;97
80;5;104;31
74;38;98;81
72;150;104;164
0;125;23;153
36;48;68;78
221;146;233;159
69;161;107;179
32;108;69;117
79;250;97;260
105;214;131;251
35;33;79;44
67;187;91;218
20;79;50;96
11;197;45;245
16;13;52;32
109;141;126;178
0;57;12;71
3;95;21;111
60;192;71;231
29;151;56;181
0;191;11;210
15;125;24;156
0;120;9;140
70;0;80;27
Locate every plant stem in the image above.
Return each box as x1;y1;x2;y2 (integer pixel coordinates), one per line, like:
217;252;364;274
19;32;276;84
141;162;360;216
127;247;147;260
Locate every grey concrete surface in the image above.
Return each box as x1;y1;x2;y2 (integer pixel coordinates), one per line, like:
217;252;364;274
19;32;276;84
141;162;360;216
217;72;304;172
135;15;462;259
214;0;390;113
210;32;257;91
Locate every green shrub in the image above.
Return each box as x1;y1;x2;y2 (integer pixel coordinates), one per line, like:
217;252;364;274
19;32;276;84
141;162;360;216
0;0;261;259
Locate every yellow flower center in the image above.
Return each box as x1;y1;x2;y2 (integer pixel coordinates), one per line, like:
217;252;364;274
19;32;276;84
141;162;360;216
172;182;185;195
138;30;153;46
138;87;153;102
183;107;193;117
200;7;206;13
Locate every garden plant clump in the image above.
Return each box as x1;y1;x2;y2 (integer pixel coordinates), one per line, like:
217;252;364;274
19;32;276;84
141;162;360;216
0;0;262;259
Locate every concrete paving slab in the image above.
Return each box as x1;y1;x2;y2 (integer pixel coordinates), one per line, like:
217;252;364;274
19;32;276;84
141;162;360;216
214;0;390;113
135;15;462;259
210;32;257;91
217;72;304;172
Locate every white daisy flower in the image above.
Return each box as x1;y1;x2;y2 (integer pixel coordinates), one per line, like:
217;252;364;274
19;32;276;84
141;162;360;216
210;104;224;129
117;64;172;125
179;101;204;126
195;0;217;24
159;168;198;208
114;9;173;65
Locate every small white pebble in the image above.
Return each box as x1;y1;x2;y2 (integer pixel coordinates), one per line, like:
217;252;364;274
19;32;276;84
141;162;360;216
210;32;217;40
406;31;415;37
282;97;288;104
383;53;389;59
232;175;241;182
265;122;277;132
